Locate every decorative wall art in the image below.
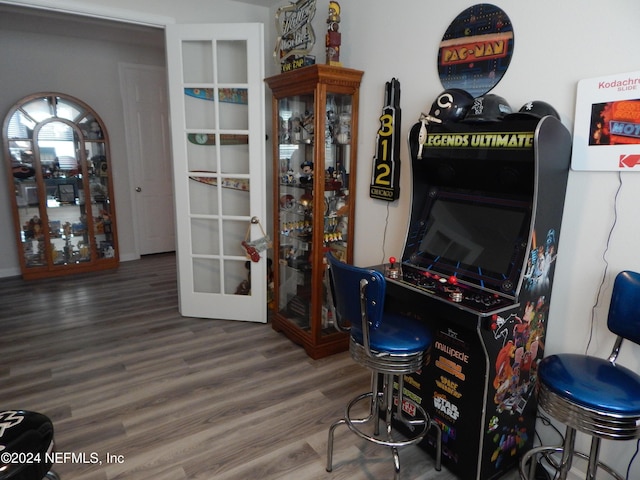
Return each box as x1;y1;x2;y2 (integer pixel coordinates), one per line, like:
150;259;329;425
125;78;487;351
438;4;514;98
572;70;640;171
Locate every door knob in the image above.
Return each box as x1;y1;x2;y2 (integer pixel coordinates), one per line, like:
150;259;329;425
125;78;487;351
135;187;142;192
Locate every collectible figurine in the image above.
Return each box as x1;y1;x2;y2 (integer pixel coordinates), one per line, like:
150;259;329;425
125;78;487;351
300;160;314;184
326;1;342;66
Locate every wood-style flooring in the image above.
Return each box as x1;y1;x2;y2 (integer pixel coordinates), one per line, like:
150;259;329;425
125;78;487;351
0;254;519;480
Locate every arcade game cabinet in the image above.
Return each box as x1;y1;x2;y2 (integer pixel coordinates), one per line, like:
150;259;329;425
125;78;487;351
385;90;572;479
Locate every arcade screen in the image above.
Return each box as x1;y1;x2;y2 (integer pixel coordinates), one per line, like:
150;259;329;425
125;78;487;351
404;189;531;295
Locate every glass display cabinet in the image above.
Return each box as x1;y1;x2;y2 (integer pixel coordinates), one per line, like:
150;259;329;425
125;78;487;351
3;92;118;279
265;65;363;359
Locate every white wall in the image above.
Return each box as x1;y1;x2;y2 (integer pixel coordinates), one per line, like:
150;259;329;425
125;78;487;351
2;0;640;476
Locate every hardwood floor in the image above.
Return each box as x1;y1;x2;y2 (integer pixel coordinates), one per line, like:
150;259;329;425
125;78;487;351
0;254;519;480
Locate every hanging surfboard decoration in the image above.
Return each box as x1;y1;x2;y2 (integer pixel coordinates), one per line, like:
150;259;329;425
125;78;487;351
189;172;249;192
187;133;249;146
438;4;514;98
369;78;401;201
184;87;248;105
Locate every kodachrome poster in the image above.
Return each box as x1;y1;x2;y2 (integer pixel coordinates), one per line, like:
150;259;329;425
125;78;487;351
572;70;640;171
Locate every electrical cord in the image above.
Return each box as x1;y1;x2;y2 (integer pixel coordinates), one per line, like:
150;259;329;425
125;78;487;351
381;201;391;264
627;438;640;480
532;413;564;480
585;171;622;354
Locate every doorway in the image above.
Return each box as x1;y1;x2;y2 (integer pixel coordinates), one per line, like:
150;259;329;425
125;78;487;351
119;63;176;256
0;3;168;266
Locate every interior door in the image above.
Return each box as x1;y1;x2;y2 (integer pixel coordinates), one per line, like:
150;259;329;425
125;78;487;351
119;63;176;255
165;23;267;322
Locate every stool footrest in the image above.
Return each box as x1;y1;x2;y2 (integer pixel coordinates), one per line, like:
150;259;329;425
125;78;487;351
344;391;429;448
520;444;625;480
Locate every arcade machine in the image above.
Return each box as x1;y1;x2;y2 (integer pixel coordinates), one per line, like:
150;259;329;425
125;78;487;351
383;91;572;479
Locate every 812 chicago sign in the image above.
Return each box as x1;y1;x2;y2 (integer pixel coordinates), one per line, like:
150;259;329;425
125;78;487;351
370;78;401;201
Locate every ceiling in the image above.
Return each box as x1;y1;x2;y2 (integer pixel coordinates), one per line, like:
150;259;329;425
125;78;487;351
0;0;289;46
0;3;164;46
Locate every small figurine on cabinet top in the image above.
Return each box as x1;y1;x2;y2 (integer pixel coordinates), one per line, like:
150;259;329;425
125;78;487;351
326;1;342;66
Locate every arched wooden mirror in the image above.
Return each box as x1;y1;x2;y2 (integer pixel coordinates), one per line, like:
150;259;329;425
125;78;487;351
3;92;118;279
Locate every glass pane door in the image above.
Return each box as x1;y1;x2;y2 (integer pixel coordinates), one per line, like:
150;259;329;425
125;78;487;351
166;23;267;322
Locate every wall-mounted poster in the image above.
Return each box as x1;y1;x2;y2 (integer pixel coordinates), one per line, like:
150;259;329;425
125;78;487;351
572;70;640;171
438;4;514;98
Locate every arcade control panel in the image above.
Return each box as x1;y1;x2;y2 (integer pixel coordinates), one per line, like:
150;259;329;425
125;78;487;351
382;258;517;315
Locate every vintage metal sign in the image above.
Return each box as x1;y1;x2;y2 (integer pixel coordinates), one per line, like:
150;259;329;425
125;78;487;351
438;4;514;98
370;78;401;201
274;0;316;66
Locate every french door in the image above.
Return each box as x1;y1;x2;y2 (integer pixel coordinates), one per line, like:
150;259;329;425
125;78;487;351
165;23;267;322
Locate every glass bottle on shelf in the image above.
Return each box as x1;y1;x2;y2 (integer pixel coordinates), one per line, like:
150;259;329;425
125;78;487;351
266;65;363;359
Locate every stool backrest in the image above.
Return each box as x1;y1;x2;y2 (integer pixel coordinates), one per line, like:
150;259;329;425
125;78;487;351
608;270;640;346
326;252;386;336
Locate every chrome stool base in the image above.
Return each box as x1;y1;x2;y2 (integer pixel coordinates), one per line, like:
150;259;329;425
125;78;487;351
519;440;624;480
519;384;632;480
327;368;442;480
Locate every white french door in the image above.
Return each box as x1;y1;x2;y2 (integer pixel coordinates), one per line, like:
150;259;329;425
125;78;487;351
165;23;267;322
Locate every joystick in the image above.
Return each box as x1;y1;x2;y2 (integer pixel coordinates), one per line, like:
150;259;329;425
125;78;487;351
385;256;400;279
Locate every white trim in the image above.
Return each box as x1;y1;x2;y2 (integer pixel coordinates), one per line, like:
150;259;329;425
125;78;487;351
0;0;175;27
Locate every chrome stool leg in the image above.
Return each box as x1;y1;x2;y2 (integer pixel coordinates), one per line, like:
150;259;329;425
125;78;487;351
326;417;346;472
519;427;576;480
327;370;442;477
373;372;382;436
392;446;400;480
558;426;576;480
586;436;601;480
519;426;625;480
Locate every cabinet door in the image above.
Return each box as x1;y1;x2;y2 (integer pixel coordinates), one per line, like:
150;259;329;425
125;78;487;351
275;90;355;334
165;23;267;322
275;92;316;329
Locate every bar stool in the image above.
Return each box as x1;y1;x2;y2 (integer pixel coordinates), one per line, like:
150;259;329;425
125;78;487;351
519;270;640;480
0;410;60;480
325;252;441;480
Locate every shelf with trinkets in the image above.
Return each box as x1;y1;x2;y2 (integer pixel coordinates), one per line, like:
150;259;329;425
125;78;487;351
266;64;363;359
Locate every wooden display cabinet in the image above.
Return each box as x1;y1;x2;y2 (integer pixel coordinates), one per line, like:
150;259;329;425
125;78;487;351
3;92;118;279
265;65;363;359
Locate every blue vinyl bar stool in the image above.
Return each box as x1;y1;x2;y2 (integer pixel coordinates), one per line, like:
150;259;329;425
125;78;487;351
0;410;60;480
325;252;441;480
519;270;640;480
